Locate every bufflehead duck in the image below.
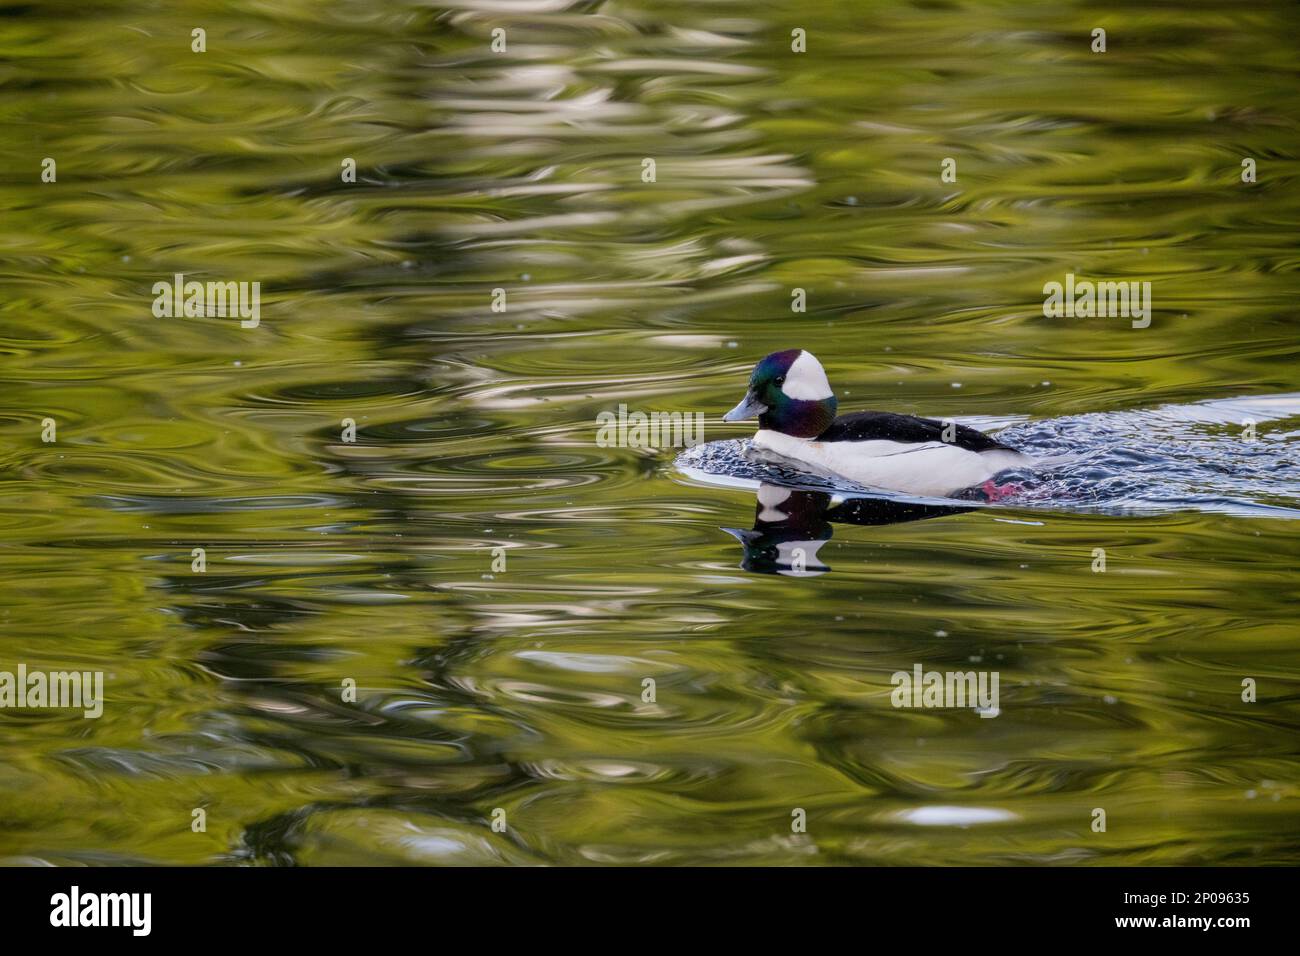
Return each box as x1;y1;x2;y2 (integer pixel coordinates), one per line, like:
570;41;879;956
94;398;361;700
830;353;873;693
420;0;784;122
722;349;1032;499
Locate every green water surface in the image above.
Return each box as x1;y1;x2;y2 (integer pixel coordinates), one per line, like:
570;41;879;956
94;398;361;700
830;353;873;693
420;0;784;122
1;0;1298;865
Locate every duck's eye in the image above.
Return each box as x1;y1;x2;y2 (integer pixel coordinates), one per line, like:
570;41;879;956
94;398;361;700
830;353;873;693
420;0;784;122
775;376;786;387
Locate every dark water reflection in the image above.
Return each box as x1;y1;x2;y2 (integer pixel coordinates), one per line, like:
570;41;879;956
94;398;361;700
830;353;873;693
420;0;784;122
1;0;1299;865
725;484;973;575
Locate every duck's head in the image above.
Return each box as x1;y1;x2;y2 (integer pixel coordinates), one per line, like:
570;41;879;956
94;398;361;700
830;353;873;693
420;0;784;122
722;348;837;438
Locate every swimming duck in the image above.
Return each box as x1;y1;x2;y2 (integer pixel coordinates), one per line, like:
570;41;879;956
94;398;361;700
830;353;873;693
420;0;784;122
722;349;1031;499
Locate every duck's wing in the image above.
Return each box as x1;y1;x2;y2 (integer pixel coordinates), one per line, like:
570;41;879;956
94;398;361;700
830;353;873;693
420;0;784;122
817;411;1019;454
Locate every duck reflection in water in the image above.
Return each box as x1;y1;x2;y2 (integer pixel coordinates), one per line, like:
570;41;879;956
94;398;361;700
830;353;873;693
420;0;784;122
723;482;974;575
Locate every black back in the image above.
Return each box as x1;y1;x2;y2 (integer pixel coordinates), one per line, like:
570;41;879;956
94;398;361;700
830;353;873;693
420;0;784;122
816;411;1015;454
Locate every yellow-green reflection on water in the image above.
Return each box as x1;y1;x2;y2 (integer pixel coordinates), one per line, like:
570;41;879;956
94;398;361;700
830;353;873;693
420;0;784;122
1;0;1298;865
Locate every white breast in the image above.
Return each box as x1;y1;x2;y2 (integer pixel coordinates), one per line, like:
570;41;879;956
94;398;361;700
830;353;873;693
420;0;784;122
751;429;1030;497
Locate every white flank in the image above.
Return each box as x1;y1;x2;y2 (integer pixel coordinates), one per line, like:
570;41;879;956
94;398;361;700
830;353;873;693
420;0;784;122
752;430;1031;497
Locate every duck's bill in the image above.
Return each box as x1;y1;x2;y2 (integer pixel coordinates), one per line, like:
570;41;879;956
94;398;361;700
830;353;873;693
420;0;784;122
722;392;768;422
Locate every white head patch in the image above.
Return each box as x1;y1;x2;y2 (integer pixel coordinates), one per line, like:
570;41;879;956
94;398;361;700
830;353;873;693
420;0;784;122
783;351;833;400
